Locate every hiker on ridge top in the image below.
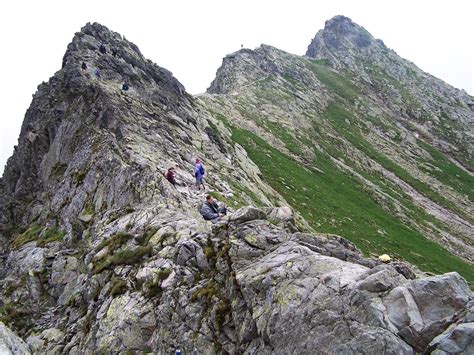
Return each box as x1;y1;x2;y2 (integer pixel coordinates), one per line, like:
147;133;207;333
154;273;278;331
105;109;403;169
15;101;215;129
194;159;205;190
200;195;227;224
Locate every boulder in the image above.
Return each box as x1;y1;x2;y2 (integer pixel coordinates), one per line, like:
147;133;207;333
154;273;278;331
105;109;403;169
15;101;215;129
230;207;267;224
427;322;474;354
383;272;471;351
95;293;156;352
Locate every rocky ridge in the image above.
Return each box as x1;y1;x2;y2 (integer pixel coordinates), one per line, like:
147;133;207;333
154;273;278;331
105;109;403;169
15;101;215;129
0;19;472;354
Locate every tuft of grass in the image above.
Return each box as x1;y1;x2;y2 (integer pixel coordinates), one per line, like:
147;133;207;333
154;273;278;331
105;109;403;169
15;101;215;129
0;302;31;330
96;231;133;253
143;268;171;298
190;280;219;305
73;168;89;185
11;225;64;249
37;227;65;247
231;126;474;286
136;226;159;246
204;245;215;259
50;163;68;178
109;278;128;297
93;245;152;274
11;225;42;248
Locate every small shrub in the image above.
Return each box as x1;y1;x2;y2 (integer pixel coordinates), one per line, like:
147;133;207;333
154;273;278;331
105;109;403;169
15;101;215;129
143;280;163;298
190;280;219;305
50;163;68;178
73;169;89;185
203;246;215;259
110;278;128;297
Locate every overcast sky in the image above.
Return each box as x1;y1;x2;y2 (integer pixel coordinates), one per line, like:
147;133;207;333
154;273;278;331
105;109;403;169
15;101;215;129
1;0;473;175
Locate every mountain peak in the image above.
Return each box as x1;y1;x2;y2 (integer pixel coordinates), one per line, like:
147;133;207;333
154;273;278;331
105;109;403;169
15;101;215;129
305;15;382;59
61;22;143;68
323;15;362;34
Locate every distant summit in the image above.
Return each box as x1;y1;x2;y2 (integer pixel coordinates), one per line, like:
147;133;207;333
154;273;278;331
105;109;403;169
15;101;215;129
306;15;385;63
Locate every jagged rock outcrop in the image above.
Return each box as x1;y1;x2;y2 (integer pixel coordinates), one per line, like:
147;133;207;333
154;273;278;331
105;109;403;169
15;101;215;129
0;19;473;354
0;322;30;354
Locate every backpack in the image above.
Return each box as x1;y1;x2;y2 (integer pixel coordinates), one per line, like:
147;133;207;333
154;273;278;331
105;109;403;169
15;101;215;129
195;163;204;176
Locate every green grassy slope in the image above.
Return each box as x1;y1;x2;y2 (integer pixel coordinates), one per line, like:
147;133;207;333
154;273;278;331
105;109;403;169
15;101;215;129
232;126;474;286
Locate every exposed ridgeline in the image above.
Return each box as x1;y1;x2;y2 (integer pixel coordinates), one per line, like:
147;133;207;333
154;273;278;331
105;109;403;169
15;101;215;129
0;21;473;354
203;16;474;278
0;22;279;240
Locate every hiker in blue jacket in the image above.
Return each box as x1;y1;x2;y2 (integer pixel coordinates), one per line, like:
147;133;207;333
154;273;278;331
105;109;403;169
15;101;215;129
200;195;227;224
194;158;205;190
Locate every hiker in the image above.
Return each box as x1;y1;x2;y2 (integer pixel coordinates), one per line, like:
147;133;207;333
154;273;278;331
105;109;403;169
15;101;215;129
99;44;107;54
164;167;177;186
194;159;205;190
81;62;87;70
200;195;227;224
122;82;129;91
94;68;101;78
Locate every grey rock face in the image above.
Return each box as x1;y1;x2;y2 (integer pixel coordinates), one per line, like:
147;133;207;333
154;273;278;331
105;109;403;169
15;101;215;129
0;322;30;354
428;322;474;354
384;272;471;351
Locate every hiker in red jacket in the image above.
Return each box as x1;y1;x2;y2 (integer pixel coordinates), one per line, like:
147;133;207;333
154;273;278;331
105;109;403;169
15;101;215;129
164;167;177;186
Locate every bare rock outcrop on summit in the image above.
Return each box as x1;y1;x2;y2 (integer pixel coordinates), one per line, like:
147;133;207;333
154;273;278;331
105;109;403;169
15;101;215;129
0;19;473;354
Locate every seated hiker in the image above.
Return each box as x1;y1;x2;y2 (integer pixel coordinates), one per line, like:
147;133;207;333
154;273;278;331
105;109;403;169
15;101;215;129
200;195;227;224
163;167;177;186
81;62;87;70
194;158;205;190
122;82;129;91
94;68;101;78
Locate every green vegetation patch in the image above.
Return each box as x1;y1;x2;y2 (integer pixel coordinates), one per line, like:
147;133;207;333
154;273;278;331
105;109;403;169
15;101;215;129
93;245;152;274
0;302;31;330
417;139;474;202
323;103;472;222
11;225;65;249
304;59;359;102
96;231;133;254
231;126;474;285
110;277;128;297
50;163;68;178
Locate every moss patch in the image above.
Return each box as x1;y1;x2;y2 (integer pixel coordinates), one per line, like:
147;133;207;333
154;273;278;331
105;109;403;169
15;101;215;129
11;225;65;249
110;278;128;297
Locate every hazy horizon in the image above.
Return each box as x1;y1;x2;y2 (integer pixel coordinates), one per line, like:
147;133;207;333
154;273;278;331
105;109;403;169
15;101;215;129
1;0;473;175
